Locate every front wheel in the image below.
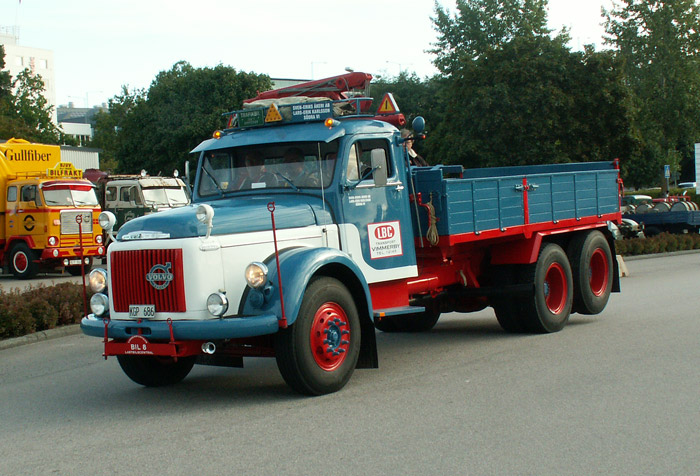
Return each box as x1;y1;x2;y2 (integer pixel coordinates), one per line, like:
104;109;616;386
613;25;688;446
10;243;39;279
275;277;361;395
116;355;196;387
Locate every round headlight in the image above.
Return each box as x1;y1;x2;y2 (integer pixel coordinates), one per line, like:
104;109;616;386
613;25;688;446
245;262;268;289
206;292;229;317
90;293;109;316
48;236;58;246
89;268;108;293
98;211;117;232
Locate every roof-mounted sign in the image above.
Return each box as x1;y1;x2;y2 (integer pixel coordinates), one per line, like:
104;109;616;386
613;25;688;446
377;93;400;115
47;161;83;179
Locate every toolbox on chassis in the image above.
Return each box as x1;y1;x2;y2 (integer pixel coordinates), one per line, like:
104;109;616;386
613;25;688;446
81;73;622;395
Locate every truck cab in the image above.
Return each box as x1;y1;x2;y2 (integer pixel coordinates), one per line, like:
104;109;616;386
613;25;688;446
0;139;105;278
103;175;189;228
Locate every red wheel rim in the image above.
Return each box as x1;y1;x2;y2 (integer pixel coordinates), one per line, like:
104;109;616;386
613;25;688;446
309;302;351;372
544;262;567;314
589;248;609;297
14;252;28;274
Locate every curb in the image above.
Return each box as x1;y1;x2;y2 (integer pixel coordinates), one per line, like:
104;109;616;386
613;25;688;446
0;324;82;352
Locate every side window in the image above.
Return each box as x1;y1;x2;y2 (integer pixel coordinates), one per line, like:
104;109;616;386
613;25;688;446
346;144;360;181
132;187;143;205
120;187;131;202
106;186;116;202
20;185;41;205
7;186;17;202
347;139;393;185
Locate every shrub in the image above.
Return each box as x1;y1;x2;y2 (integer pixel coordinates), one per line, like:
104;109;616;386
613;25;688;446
0;283;92;340
616;232;700;256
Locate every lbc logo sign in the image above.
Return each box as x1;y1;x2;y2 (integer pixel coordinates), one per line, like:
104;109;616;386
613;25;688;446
374;224;395;240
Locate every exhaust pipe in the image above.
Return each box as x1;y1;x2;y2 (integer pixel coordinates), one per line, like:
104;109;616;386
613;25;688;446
201;342;216;354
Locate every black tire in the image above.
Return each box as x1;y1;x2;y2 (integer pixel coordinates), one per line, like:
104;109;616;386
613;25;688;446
374;300;441;333
275;276;361;395
490;265;528;333
520;243;573;333
568;231;613;315
116;355;196;387
9;242;39;279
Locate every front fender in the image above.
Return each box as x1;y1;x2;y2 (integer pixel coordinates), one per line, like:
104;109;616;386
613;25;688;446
240;247;372;327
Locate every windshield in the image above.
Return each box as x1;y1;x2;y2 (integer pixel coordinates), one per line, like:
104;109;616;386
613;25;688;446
43;187;99;206
197;140;338;197
142;187;189;207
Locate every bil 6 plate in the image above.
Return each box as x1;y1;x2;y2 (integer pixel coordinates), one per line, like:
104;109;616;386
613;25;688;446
129;304;156;318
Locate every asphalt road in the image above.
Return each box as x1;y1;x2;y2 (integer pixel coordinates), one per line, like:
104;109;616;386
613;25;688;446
0;272;84;292
1;254;699;475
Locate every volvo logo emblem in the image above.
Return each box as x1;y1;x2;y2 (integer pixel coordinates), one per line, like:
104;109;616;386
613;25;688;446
146;262;173;290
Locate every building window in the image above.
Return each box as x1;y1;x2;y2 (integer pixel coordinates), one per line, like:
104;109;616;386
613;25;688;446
39;59;48;69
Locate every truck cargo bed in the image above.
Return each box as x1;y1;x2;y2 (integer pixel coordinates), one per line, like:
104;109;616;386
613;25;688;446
411;162;620;240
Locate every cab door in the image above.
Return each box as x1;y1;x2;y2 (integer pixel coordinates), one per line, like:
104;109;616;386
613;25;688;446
338;137;417;284
16;183;46;246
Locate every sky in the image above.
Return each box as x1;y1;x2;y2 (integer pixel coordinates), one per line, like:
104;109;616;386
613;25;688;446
0;0;614;108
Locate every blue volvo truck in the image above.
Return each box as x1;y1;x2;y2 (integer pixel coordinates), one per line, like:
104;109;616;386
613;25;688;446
81;73;622;395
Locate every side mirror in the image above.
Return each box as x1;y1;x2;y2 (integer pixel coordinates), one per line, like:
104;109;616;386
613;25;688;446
371;149;388;187
412;116;426;134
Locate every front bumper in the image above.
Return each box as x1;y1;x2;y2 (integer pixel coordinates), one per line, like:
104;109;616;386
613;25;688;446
81;313;280;341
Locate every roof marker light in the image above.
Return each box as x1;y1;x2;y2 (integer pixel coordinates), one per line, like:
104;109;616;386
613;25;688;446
213;130;222;139
325;118;340;129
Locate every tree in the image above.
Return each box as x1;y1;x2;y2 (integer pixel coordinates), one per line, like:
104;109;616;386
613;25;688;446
93;62;271;174
427;35;639;170
370;71;446;162
430;0;553;74
0;45;61;143
605;0;700;186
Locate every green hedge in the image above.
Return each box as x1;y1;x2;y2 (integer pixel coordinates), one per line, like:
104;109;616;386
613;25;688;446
615;232;700;256
0;283;93;339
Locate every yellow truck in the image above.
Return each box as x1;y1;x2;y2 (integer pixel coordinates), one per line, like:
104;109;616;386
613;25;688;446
0;138;105;278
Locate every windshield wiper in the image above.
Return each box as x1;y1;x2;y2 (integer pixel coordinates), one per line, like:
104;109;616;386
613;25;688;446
274;172;299;191
201;167;225;197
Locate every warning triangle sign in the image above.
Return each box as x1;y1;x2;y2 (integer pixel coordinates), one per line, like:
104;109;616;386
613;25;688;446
265;103;283;123
377;93;399;114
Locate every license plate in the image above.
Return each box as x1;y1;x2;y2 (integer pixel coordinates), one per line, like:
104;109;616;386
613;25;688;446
129;304;156;318
68;259;82;265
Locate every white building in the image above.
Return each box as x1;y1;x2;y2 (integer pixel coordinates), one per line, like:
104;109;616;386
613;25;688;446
0;26;57;123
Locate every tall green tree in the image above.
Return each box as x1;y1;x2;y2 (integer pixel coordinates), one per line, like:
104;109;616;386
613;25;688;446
93;62;271;174
428;35;638;169
605;0;700;186
370;71;445;162
0;45;61;143
430;0;552;74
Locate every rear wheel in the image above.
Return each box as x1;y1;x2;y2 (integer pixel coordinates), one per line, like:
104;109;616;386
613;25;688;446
116;355;196;387
520;243;573;333
275;277;360;395
568;231;613;315
10;243;38;279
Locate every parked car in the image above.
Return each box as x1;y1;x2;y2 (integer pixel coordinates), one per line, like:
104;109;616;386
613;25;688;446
678;182;697;189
